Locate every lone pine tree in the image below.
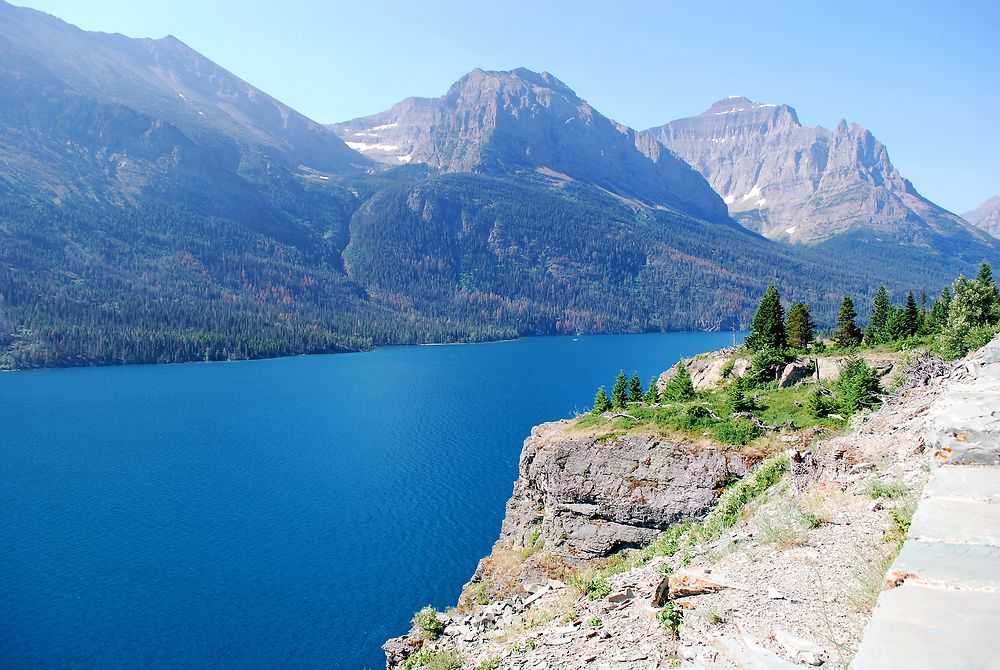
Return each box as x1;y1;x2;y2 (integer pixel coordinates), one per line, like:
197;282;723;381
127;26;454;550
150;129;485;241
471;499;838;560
629;372;643;402
786;302;816;350
865;285;891;345
612;370;628;409
744;285;787;353
834;296;863;347
593;386;612;414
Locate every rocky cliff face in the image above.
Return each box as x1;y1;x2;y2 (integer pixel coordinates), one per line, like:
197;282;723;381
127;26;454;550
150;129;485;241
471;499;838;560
498;421;747;560
644;97;994;252
963;195;1000;238
329;68;733;225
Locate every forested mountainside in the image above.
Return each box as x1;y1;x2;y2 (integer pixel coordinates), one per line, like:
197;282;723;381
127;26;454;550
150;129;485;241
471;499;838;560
0;2;995;369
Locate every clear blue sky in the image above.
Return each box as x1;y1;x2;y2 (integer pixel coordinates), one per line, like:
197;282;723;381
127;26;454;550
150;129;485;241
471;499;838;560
14;0;1000;213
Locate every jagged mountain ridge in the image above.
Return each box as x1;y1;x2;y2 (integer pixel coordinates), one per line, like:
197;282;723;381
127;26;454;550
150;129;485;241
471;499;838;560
644;97;995;257
329;68;732;225
0;0;367;204
963;196;1000;238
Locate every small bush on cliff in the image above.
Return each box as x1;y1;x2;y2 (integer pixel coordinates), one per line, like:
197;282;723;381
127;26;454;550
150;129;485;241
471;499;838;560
726;376;756;413
836;358;882;416
657;601;684;633
661;359;696;401
566;569;611;600
806;387;832;418
412;606;445;639
475;657;501;670
711;418;763;445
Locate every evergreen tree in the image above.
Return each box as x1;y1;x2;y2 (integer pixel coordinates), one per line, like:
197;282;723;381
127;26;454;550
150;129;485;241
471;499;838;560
612;370;628;409
593;386;612;414
744;285;787;353
865;285;891;345
900;291;920;338
940;274;1000;357
644;377;659;404
833;296;863;348
885;306;906;341
786;302;816;350
629;372;643;402
926;287;951;334
727;376;754;413
836;358;883;416
978;262;999;302
661;359;696;401
806;387;830;418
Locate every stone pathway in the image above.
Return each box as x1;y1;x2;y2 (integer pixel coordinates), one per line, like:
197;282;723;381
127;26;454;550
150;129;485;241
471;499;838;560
851;336;1000;670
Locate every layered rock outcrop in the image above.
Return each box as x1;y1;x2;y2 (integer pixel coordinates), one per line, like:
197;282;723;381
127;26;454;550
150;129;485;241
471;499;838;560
498;421;747;560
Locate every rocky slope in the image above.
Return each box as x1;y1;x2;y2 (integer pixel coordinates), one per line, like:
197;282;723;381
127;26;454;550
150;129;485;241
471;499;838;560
498;423;748;560
963;195;1000;238
643;97;996;257
329;68;732;225
384;345;980;669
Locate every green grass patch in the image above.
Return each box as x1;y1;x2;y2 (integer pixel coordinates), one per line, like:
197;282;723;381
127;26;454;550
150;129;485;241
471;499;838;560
869;480;909;500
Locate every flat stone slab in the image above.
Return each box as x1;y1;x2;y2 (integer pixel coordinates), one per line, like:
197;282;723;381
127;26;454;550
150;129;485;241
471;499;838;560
923;466;1000;503
851;583;1000;669
908;497;1000;547
891;540;1000;591
985;336;1000;364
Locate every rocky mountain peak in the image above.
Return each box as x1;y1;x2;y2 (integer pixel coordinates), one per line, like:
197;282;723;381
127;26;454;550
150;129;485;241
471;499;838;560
963;196;1000;238
330;68;733;224
643;99;993;252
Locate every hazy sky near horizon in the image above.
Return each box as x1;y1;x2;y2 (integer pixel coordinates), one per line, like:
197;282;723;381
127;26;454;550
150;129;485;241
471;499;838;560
13;0;999;213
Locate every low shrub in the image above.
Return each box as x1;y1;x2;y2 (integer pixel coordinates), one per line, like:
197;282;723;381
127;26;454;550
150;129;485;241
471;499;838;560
868;480;909;500
711;418;763;445
412;606;445;640
836;358;882;416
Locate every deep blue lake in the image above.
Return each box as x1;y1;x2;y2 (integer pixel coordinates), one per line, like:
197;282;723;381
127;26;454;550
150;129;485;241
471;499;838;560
0;332;739;669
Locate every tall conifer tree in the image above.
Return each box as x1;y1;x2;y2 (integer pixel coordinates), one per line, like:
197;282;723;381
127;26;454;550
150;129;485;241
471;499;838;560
629;372;643;402
865;285;891;344
612;370;628;409
833;296;863;347
786;302;816;350
744;285;787;352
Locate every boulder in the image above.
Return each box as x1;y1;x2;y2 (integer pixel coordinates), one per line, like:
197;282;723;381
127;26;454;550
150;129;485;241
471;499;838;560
657;349;750;391
667;568;732;598
778;361;814;388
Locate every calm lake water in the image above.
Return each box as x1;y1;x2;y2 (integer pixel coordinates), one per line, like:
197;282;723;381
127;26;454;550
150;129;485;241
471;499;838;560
0;332;740;669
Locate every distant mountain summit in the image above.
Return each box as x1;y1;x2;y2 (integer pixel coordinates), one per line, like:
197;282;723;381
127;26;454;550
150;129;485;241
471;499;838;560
0;0;366;203
963;196;1000;238
644;97;993;255
329;68;732;224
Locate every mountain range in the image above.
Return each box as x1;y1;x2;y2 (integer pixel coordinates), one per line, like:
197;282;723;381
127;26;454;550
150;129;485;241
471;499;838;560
0;1;996;369
643;97;993;257
964;196;1000;238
